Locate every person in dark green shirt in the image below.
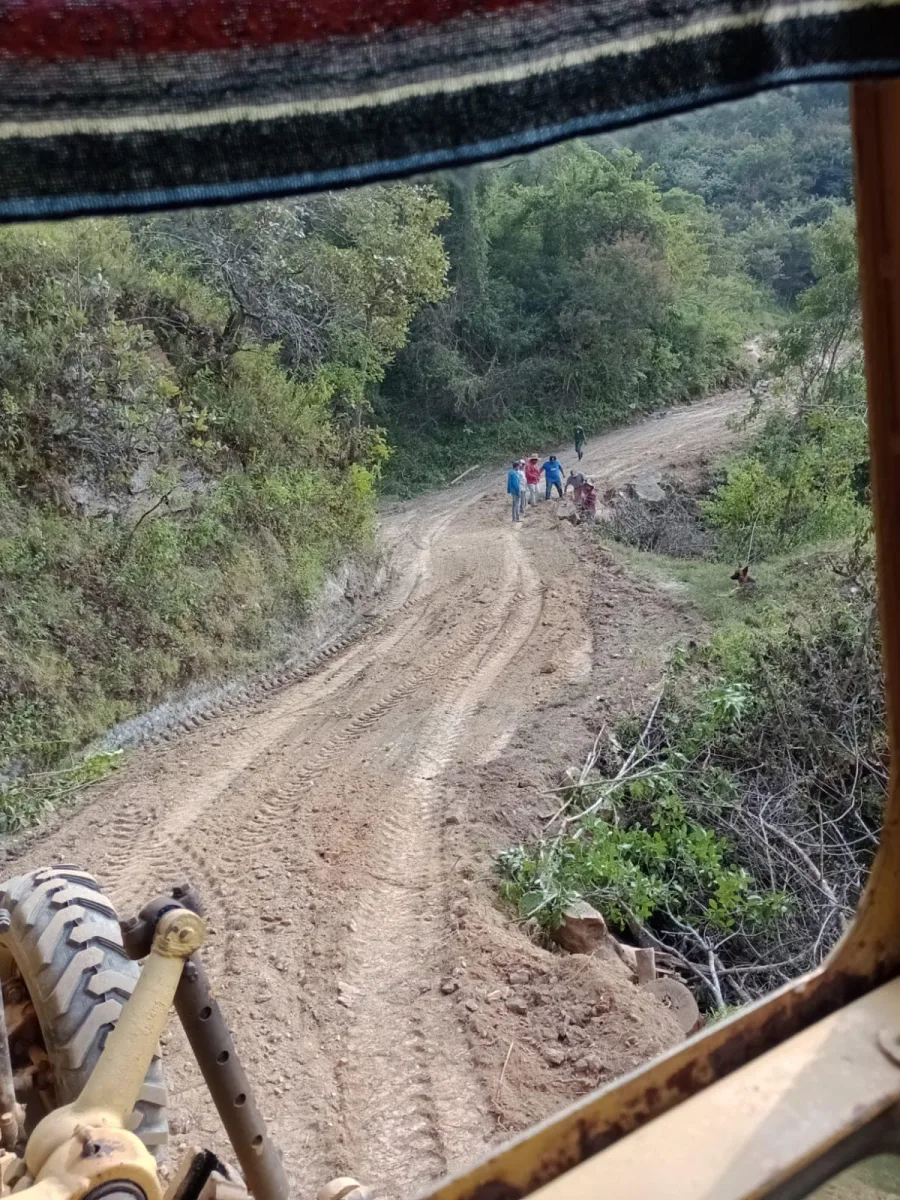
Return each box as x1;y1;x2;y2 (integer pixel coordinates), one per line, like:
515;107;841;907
574;424;585;461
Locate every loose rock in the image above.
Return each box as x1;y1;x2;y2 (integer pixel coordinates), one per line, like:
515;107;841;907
551;899;608;954
632;476;666;503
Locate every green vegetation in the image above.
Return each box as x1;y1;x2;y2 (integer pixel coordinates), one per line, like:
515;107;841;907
378;85;851;494
0;85;860;840
498;188;884;1008
501;551;881;1008
499;784;790;938
0;193;448;785
378;144;764;493
616;86;851;302
704;207;867;560
499;554;881;1010
0;750;122;834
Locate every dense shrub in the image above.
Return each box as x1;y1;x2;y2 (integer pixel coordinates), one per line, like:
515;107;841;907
0;195;447;777
704;208;868;559
377;145;764;494
499;551;882;1009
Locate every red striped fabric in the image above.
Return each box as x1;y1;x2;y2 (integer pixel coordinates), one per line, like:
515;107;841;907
0;0;552;60
0;0;896;217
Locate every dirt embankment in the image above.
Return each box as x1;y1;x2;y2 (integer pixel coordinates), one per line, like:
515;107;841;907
2;391;749;1197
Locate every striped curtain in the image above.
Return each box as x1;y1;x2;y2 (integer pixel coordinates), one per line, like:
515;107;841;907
0;0;898;217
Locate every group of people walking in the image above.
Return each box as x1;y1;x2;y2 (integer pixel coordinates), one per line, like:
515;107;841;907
505;427;592;524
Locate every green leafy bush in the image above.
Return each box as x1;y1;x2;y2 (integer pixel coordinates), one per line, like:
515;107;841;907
0;191;447;789
498;779;789;936
704;208;868;558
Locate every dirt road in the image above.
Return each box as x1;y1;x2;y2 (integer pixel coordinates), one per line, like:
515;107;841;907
4;391;748;1197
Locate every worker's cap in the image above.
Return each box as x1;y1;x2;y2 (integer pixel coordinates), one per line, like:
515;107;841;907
529;454;538;460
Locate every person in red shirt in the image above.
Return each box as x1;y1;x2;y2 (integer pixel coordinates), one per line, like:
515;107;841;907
524;454;541;507
581;479;597;521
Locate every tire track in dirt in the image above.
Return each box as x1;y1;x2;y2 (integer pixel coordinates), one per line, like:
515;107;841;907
99;595;499;930
88;526;478;918
3;390;750;1197
336;535;542;1192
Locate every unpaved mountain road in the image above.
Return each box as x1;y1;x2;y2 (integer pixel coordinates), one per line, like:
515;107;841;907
4;390;748;1197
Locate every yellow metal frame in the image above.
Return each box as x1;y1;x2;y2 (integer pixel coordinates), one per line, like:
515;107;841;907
413;78;900;1200
10;906;205;1200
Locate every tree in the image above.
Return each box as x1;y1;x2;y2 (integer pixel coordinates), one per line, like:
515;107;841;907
705;207;867;555
136;184;450;468
378;141;758;491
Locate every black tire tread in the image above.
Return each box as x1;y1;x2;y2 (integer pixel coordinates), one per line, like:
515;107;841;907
0;866;168;1153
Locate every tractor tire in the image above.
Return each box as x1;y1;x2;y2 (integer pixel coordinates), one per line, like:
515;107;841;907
0;865;168;1158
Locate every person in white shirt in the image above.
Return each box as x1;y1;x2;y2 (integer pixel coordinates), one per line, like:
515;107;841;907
516;461;529;514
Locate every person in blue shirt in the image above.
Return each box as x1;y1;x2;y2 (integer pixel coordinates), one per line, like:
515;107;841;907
541;454;566;499
506;460;523;522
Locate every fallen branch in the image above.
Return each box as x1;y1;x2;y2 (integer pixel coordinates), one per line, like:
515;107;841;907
627;917;720;1004
707;950;734;1010
122;488;175;549
758;815;841;909
618;688;664;780
450;464;480;487
543;724;606;827
564;689;664;824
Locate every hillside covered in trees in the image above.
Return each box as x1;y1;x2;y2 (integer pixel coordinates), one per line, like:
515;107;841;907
0;192;449;786
619;85;851;301
379;84;851;492
0;84;854;790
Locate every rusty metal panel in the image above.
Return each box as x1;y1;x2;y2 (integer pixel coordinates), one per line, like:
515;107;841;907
526;978;900;1200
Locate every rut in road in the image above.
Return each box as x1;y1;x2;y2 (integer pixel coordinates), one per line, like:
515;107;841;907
5;392;749;1197
338;532;542;1186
